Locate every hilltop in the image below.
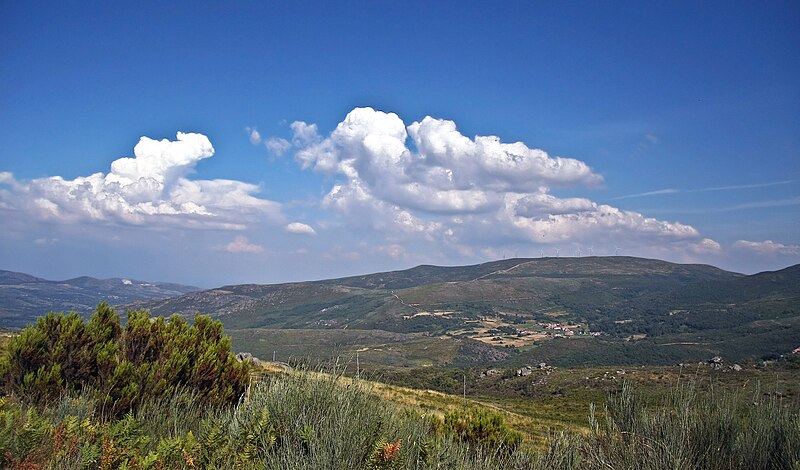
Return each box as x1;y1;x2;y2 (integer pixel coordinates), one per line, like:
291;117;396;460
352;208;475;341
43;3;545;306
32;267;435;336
124;256;740;328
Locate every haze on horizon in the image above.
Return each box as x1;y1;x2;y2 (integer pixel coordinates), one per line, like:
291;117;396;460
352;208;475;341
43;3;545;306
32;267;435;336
1;2;798;287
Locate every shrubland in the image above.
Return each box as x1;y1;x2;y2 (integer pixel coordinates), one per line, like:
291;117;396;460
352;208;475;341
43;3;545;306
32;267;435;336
0;304;249;416
0;305;798;469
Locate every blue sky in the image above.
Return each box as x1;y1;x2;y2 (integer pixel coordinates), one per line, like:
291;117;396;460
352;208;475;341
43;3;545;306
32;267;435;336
1;1;798;287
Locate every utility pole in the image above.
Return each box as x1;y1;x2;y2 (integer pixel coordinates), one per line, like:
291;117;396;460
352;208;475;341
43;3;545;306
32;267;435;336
356;352;360;380
273;350;276;362
463;374;466;407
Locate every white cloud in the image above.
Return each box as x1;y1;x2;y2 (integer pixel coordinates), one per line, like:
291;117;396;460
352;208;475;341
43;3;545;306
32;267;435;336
286;222;316;235
375;243;406;260
502;196;699;244
615;179;799;200
265;137;291;157
290;121;321;147
282;107;706;255
225;236;264;253
0;171;15;185
690;238;722;254
246;127;262;145
0;132;282;230
733;240;800;256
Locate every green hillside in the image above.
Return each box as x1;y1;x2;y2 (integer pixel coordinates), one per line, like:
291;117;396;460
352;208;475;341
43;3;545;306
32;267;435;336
107;257;800;367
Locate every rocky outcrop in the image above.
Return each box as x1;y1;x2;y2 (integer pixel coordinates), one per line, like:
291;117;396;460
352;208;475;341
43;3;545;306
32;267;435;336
235;352;261;366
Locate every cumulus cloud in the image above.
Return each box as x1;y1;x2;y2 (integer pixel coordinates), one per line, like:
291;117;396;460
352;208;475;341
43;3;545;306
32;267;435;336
265;137;291;157
690;238;722;254
290;121;321;146
225;236;264;253
286;222;316;235
282;107;706;254
0;132;282;230
246;127;262;145
733;240;800;256
502;195;699;244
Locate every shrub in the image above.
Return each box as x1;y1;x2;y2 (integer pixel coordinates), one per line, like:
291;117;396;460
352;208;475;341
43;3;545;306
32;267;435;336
0;304;250;415
582;382;800;469
442;406;523;453
0;369;536;469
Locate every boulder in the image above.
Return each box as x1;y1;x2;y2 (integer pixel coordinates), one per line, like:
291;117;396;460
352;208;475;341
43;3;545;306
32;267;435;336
235;352;261;366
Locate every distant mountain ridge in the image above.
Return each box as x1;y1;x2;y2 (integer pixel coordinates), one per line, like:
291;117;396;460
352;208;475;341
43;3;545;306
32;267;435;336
3;258;798;366
320;256;742;290
0;271;48;285
0;270;199;327
117;257;800;366
121;256;748;333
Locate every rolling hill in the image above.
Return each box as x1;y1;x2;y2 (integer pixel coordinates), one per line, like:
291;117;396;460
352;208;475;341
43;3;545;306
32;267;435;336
122;257;745;331
119;257;800;366
4;258;798;366
0;270;199;327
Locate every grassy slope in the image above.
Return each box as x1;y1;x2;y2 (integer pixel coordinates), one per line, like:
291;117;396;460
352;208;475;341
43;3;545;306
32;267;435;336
255;359;800;450
229;328;462;367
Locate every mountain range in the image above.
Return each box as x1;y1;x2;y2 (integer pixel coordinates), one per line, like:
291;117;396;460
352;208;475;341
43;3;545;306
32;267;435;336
2;257;798;367
120;256;799;366
0;270;198;327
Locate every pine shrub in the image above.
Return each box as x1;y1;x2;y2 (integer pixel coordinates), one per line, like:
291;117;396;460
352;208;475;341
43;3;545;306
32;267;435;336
0;304;250;415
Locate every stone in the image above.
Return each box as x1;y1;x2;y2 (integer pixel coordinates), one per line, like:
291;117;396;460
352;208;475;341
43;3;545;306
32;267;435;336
708;356;724;370
236;352;253;362
235;352;260;366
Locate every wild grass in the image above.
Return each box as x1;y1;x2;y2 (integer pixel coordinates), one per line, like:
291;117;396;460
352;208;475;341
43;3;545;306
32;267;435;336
1;365;797;469
0;365;535;469
579;382;800;469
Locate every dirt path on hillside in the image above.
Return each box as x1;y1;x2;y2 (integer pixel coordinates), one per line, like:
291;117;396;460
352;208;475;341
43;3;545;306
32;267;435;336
471;261;534;282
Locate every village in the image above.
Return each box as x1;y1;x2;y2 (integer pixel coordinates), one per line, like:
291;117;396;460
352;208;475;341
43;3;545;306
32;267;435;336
402;309;607;348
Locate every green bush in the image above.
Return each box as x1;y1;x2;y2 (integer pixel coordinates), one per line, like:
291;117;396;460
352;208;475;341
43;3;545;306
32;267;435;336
0;304;250;415
442;406;523;453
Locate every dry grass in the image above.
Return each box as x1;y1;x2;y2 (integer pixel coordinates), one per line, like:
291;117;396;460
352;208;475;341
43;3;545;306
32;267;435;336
251;360;579;449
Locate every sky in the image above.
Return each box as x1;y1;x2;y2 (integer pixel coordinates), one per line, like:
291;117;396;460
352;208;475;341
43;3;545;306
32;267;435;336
1;1;799;287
